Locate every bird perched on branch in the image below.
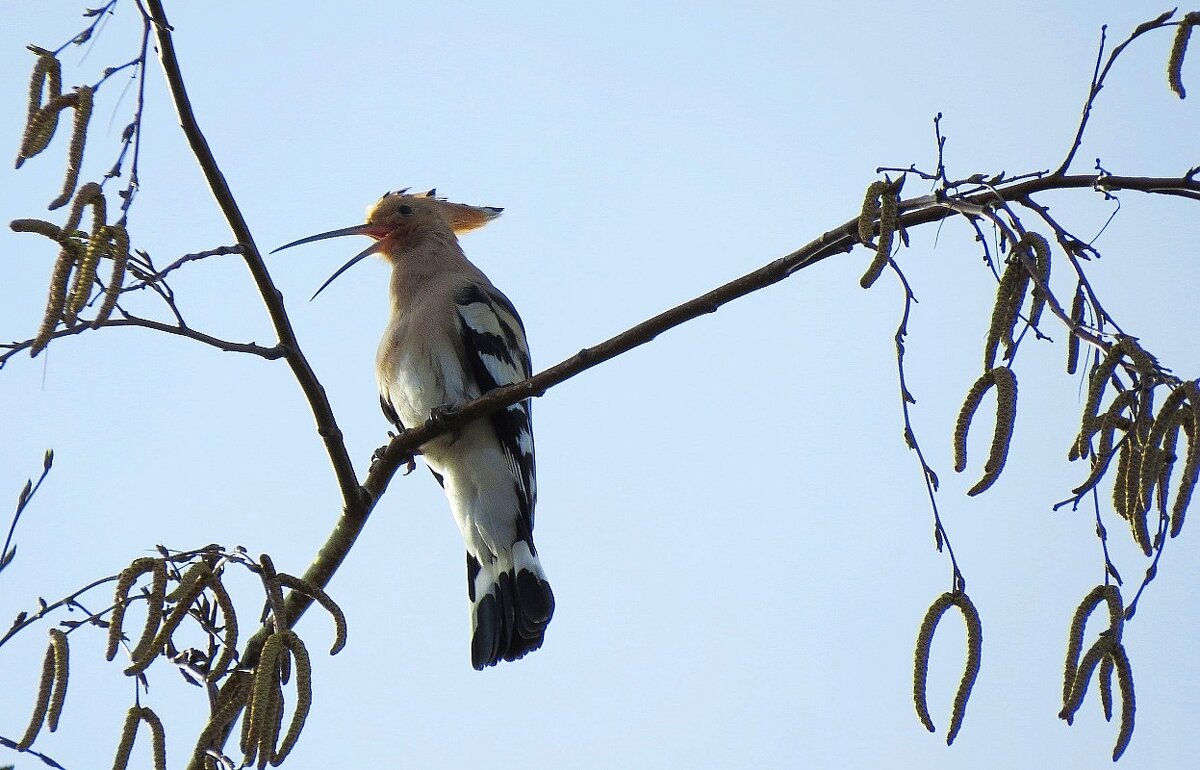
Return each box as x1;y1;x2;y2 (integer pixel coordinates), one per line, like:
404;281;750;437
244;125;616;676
273;189;553;669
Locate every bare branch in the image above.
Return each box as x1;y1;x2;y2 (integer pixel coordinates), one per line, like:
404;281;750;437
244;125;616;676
124;244;243;287
0;316;283;367
1055;11;1180;176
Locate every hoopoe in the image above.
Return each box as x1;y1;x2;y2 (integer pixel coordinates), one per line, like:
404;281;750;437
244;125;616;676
273;189;554;669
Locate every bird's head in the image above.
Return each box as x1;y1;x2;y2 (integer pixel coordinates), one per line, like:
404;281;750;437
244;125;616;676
271;188;503;300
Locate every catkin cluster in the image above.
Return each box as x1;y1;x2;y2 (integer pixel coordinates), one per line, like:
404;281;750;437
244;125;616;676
10;48;129;356
11;185;129;354
983;232;1050;370
239;629;313;769
1059;585;1136;761
954;367;1018;496
112;706;168;770
858;176;906;289
1068;340;1199;552
15;628;69;751
912;591;983;746
107;559;239;679
15;46;93;209
94;552;347;769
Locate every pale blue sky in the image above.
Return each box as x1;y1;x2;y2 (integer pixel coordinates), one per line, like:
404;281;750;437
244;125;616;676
2;3;1198;769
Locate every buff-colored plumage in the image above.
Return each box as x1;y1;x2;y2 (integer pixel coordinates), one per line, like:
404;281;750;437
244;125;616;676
273;190;553;669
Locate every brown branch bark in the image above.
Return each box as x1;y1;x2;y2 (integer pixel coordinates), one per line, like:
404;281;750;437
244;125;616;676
0;317;283;366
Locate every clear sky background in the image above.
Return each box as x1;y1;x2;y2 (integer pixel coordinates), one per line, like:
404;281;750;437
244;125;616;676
2;2;1198;769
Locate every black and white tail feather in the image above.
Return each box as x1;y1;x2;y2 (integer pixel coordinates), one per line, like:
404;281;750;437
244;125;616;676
452;284;554;668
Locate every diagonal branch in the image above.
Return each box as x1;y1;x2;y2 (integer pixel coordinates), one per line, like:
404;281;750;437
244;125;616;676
367;172;1200;495
264;172;1200;651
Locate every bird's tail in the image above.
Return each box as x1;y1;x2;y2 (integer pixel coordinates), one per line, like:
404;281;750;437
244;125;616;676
467;540;554;670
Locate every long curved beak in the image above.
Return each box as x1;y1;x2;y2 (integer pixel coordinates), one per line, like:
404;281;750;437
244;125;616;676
270;224;385;301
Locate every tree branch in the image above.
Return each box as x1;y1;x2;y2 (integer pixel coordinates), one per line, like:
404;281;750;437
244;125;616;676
1054;10;1179;176
366;172;1200;494
0;317;283;367
124;244;242;287
142;0;361;509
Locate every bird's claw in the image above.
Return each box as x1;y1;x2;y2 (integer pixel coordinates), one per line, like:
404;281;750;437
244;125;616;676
370;431;417;475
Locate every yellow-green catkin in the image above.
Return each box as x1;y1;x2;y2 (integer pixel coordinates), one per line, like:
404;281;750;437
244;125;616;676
1067;285;1085;375
207;576;239;681
47;628;68;732
1111;644;1136;761
273;631;313;765
1170;385;1200;536
857;181;887;245
111;707;142;770
49;86;93;211
9;218;62;238
913;593;955;733
859;177;904;289
954;372;995;473
1168;12;1200;99
1074;341;1127;460
94;225;129;325
129;559;168;664
983;255;1030;370
107;557;163;661
126;562;211;676
911;592;984;744
111;707;167;770
1062;585;1108;714
1022;232;1051;328
31;243;77;356
16;47;62;167
1098;653;1114;722
245;631;289;762
967;367;1017;496
64;186;108;325
16;636;57;749
276;573;348;655
945;592;983;746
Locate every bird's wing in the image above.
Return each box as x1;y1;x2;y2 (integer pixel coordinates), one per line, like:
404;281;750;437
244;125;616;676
453;282;537;537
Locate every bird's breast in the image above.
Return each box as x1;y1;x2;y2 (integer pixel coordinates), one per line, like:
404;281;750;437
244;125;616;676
376;313;475;431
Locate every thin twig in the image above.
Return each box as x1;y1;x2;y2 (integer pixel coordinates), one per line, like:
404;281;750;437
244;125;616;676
124;244;243;287
0;317;283;366
0;574;119;649
52;0;119;56
1055;11;1179;176
0;735;69;770
1;451;53;575
889;259;965;590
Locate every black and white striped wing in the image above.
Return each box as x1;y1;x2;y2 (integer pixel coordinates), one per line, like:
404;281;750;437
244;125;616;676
453;283;537;538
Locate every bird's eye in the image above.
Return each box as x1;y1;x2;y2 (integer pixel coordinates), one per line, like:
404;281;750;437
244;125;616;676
398;205;413;216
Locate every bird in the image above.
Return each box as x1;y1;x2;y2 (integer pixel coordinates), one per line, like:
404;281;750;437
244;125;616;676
272;189;554;669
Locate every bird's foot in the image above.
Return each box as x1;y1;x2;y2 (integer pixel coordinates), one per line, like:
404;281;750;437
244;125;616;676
370;432;417;475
